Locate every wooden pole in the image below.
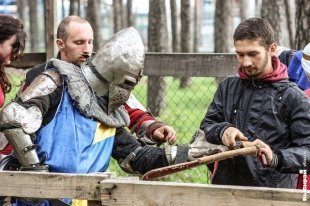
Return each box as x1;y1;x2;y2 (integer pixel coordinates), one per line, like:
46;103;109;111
44;0;57;60
142;146;258;180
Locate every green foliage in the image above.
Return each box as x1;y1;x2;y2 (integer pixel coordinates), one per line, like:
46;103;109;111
4;70;25;106
109;77;217;183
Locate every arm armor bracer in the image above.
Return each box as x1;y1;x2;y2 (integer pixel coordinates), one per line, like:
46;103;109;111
0;69;60;169
0;102;42;167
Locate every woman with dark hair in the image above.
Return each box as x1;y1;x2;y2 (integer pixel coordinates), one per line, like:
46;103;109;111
0;15;26;104
0;15;26;157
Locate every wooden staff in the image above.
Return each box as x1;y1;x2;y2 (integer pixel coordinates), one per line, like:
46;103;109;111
142;145;259;180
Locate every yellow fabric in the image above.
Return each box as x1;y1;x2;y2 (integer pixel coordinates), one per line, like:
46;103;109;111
72;199;88;206
70;124;115;205
93;123;116;144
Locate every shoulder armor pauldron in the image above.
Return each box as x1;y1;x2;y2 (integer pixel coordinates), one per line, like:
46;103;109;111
19;69;62;102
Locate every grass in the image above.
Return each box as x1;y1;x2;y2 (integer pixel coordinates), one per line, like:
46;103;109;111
108;76;218;183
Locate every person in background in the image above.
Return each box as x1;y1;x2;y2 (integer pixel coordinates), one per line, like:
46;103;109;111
0;15;26;160
200;17;310;188
277;43;310;189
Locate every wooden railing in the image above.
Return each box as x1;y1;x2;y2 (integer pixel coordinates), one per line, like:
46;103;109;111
0;171;307;206
9;52;239;77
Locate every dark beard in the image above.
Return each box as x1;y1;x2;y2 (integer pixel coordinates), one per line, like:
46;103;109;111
246;51;269;79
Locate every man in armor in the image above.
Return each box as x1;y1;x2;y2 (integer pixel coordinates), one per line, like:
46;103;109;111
0;16;176;159
0;22;216;205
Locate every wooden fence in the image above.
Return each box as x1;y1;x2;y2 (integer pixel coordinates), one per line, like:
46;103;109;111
9;52;238;77
3;53;310;205
0;171;308;206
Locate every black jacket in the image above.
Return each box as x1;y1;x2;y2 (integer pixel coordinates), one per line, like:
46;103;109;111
200;75;310;188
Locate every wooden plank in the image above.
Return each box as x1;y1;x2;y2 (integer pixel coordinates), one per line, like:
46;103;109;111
0;171;114;200
100;179;309;206
44;0;57;60
8;53;238;77
144;52;238;77
8;53;46;69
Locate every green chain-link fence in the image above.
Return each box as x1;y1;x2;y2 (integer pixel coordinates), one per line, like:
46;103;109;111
109;76;218;183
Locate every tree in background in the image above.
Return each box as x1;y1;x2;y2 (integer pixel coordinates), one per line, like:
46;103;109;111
261;0;286;46
193;0;201;53
127;0;133;27
284;0;295;48
240;0;251;22
28;0;39;52
180;0;192;88
69;0;80;15
16;0;24;22
295;0;310;49
147;0;168;116
113;0;124;33
87;0;101;52
170;0;180;53
61;0;65;19
214;0;232;84
214;0;232;53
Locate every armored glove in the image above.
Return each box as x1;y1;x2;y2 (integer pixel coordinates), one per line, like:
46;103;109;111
187;129;228;160
165;129;228;164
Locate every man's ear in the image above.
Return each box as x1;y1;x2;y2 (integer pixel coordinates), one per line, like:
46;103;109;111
269;43;277;56
56;39;64;49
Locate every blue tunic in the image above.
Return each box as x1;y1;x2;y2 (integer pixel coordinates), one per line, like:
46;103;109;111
13;88;115;206
36;88;115;173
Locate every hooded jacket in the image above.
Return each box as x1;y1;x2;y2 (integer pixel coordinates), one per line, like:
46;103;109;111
200;56;310;188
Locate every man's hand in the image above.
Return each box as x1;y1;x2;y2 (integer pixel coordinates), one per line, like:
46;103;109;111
152;125;176;144
246;139;273;166
221;127;248;149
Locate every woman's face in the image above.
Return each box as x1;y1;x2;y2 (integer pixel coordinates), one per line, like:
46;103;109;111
0;35;16;65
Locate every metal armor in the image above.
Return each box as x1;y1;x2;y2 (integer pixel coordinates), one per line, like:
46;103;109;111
82;27;144;114
0;69;61;170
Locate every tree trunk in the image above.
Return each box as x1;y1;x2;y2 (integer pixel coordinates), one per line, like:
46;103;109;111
62;0;65;19
255;0;262;16
284;0;295;48
214;0;232;84
295;0;310;49
147;0;168;116
170;0;180;53
77;0;82;16
127;0;133;27
28;0;38;52
240;0;251;22
214;0;232;53
69;0;79;15
180;0;192;88
261;0;286;45
113;0;124;33
87;0;101;52
16;0;25;21
193;0;201;52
